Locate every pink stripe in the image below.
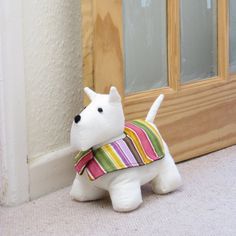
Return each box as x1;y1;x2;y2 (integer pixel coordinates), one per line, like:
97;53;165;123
87;159;105;179
125;123;158;160
74;151;94;174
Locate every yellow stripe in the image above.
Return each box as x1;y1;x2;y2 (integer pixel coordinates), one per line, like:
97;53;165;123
102;145;126;168
125;127;153;164
136;119;165;151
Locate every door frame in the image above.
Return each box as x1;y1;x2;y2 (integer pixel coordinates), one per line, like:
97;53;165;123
0;0;29;205
81;0;236;162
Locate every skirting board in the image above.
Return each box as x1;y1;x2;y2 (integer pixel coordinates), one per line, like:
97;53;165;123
29;146;76;200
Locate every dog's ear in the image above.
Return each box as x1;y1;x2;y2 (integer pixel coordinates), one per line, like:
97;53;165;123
84;87;97;101
109;87;121;103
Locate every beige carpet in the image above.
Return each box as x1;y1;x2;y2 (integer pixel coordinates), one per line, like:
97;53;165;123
1;146;236;236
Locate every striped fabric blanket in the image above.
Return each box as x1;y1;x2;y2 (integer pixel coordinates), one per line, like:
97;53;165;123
74;119;165;181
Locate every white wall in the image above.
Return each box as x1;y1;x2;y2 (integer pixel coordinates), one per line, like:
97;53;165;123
0;0;83;205
23;0;83;160
22;0;83;199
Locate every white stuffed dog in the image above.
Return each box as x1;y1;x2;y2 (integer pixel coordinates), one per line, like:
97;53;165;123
70;87;182;212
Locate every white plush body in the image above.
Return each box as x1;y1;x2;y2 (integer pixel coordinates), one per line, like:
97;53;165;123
70;87;182;212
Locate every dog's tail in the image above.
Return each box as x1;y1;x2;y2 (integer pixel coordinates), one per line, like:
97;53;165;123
145;94;164;123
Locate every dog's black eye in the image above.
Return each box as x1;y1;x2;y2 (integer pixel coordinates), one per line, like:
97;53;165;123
98;108;103;113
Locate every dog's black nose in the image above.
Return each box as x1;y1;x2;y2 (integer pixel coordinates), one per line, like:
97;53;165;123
74;115;81;123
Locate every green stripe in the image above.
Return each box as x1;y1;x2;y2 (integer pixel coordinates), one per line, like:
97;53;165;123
94;146;117;172
132;120;164;158
133;120;164;157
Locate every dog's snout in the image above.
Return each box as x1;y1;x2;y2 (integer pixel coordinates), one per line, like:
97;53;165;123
74;115;81;124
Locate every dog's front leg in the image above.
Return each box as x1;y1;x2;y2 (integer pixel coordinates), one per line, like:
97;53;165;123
151;142;182;194
109;180;142;212
70;173;106;201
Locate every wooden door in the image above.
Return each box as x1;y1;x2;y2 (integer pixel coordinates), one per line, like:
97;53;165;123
81;0;236;162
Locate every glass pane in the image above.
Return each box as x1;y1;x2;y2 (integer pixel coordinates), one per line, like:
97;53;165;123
181;0;217;83
230;0;236;73
123;0;167;94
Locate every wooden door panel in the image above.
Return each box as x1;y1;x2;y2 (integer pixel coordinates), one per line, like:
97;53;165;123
124;78;236;162
93;0;124;95
81;0;236;162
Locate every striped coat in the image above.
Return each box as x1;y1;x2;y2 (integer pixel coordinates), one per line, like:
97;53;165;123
74;119;165;181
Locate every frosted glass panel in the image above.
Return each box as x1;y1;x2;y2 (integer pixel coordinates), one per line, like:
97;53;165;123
123;0;167;94
230;0;236;73
181;0;217;83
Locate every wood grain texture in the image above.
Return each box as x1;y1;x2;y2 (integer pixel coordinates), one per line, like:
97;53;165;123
167;0;180;90
81;0;94;104
218;0;229;80
124;78;236;162
93;0;124;96
81;0;235;163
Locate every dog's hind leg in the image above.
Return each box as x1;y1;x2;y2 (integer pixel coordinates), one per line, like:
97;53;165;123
151;143;182;194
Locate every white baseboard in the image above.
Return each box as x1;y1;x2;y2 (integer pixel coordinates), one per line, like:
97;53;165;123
29;146;76;200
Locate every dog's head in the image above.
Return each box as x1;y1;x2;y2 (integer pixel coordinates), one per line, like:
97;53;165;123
70;87;125;151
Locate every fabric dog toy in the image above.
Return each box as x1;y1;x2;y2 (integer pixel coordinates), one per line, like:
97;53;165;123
70;87;182;212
